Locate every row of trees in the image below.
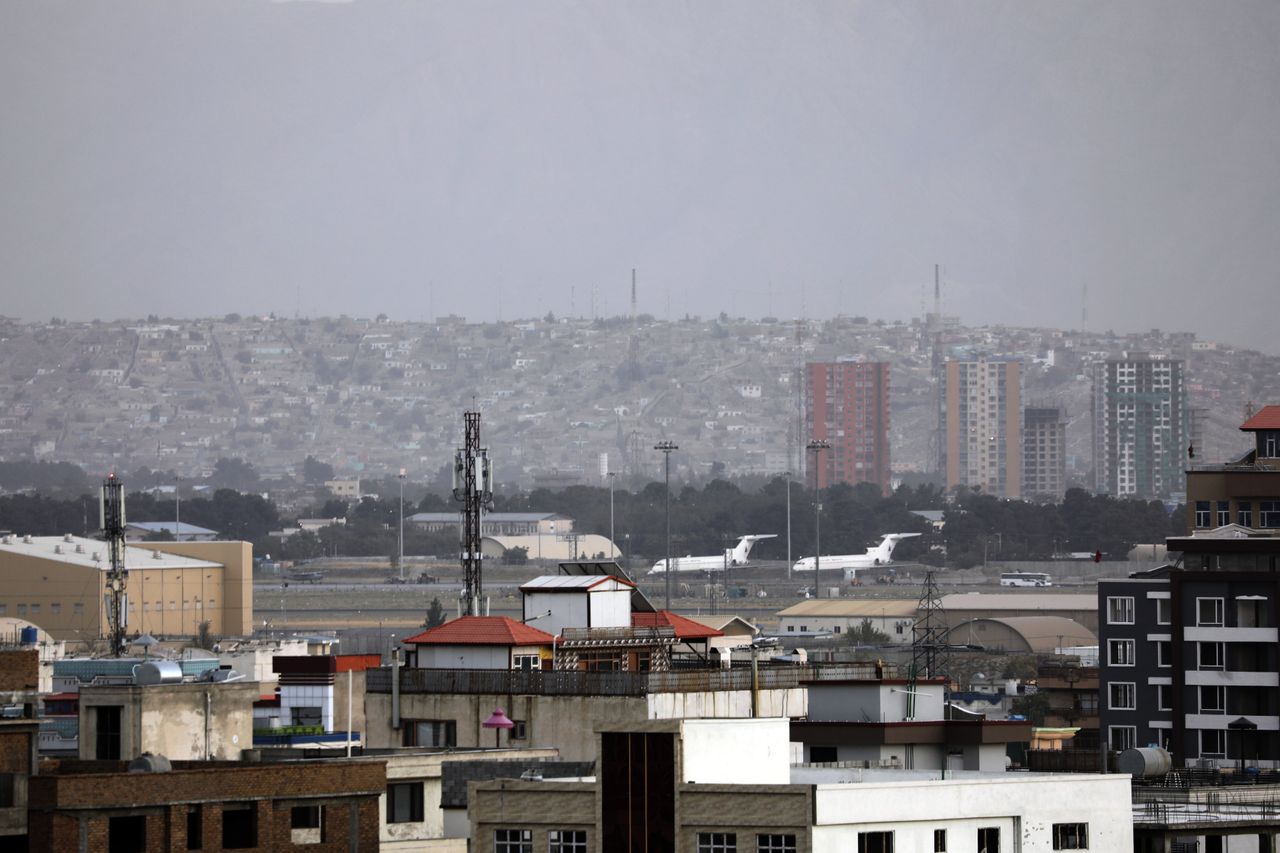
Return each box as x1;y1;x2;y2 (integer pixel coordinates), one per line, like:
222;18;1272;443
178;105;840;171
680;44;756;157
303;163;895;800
0;476;1184;570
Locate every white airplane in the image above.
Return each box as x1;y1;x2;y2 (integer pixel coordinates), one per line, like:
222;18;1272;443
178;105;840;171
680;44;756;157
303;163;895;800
650;534;777;573
792;533;922;579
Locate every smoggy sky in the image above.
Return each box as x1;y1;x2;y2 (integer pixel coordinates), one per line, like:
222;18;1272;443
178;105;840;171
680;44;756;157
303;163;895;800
3;2;1278;350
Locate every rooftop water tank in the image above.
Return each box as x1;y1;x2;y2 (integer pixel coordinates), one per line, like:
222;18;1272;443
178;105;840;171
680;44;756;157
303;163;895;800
20;626;38;646
1117;747;1172;778
128;752;172;773
134;660;184;686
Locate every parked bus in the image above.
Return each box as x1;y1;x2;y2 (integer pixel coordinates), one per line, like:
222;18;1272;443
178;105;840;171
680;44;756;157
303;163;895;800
1000;572;1052;588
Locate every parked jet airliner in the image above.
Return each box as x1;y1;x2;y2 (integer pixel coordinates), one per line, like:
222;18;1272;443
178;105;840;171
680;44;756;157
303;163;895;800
792;533;921;580
650;534;777;573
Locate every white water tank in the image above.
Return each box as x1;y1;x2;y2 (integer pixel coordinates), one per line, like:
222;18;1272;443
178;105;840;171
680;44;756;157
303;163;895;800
135;661;183;685
1118;747;1172;777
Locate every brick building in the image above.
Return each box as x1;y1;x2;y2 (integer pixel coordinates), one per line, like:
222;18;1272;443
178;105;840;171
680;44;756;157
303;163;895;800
27;757;385;852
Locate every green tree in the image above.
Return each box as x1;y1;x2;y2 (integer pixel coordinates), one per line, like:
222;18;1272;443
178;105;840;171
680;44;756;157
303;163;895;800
845;619;891;645
424;598;446;629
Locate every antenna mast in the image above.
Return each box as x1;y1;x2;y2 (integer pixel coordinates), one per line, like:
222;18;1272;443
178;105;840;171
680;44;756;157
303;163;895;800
100;475;128;656
911;570;949;685
452;412;493;616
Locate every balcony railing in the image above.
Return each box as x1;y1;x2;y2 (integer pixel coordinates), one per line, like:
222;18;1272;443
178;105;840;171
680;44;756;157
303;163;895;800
368;661;889;697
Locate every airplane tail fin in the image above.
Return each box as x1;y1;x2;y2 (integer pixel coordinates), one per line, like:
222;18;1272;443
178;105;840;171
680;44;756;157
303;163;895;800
873;533;920;563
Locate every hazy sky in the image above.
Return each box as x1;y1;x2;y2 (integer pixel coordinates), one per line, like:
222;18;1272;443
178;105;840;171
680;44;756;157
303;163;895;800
3;2;1279;350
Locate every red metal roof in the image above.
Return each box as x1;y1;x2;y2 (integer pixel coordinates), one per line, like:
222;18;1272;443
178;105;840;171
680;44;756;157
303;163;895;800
336;654;382;672
631;611;724;640
402;616;555;647
1241;405;1280;431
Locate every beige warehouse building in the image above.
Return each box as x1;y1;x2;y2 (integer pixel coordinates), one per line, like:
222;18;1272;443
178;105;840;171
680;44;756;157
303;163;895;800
0;535;252;642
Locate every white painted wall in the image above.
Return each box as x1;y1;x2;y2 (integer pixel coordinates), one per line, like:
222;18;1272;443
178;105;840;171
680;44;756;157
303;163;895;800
589;588;631;629
646;687;807;721
417;645;508;669
680;718;790;785
525;592;588;637
811;774;1133;853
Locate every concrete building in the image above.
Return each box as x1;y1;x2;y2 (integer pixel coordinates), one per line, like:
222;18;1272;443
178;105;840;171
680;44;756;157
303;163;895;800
804;360;891;492
78;678;258;762
364;663;812;762
1187;404;1280;533
941;358;1022;498
410;512;573;537
1023;405;1068;501
774;600;918;643
1092;352;1188;499
469;716;1133;853
0;718;38;848
519;575;633;638
1098;530;1280;767
124;521;219;542
0;535;253;642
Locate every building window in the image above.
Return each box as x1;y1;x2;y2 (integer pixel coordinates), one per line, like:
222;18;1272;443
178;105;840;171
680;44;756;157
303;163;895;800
1199;685;1226;713
109;815;147;853
186;805;202;850
15;604;25;617
934;829;947;852
51;602;61;614
1107;597;1134;625
1108;639;1135;667
222;802;258;850
697;832;737;853
291;706;322;727
809;746;837;763
1109;726;1136;751
1260;501;1280;528
513;654;540;671
1109;683;1136;710
977;827;1000;853
858;832;894;853
1155;598;1171;625
94;705;122;760
291;805;324;845
1194;501;1211;527
495;829;533;853
757;834;797;853
1156;641;1171;668
1197;598;1224;627
1052;823;1088;850
1239;502;1253;527
549;830;588;853
511;719;527;740
1201;729;1227;758
1198;642;1224;670
387;782;424;823
404;720;456;748
1217;501;1231;527
1157;684;1171;712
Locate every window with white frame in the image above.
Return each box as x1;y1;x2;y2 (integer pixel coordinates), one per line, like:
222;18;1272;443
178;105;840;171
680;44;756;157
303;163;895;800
933;829;947;852
756;834;797;853
495;829;532;853
512;654;540;671
1194;501;1211;528
1199;685;1225;713
1109;683;1136;710
1156;641;1171;668
1155;598;1171;625
1108;639;1135;667
1217;501;1231;527
697;832;737;853
1107;597;1135;625
1239;502;1254;527
1109;726;1136;751
1198;642;1225;670
1052;823;1089;850
1157;684;1172;711
1261;501;1280;528
548;830;588;853
1200;729;1226;758
1197;598;1224;627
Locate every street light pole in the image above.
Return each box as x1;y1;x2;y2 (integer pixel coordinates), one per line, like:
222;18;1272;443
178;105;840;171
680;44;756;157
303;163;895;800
398;468;406;582
807;439;830;598
607;472;616;561
654;440;678;610
174;475;181;542
784;472;792;580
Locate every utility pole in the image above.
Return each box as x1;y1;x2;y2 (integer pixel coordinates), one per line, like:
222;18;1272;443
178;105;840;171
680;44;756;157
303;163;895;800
101;474;128;656
785;472;792;580
807;439;830;598
174;475;181;542
654;440;678;610
607;471;616;561
398;468;406;582
453;412;494;616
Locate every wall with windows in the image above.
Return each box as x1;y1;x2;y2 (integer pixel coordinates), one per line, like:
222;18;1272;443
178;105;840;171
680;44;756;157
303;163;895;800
77;681;258;762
